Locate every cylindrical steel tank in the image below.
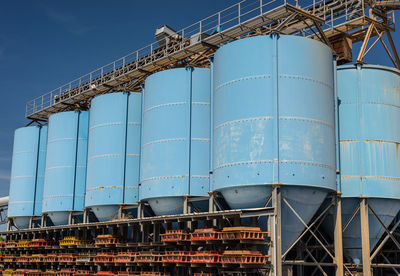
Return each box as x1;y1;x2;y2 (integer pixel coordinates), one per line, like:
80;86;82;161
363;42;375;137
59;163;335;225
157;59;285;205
212;35;336;251
42;111;89;225
333;64;400;263
140;67;211;215
85;92;141;221
8;126;48;228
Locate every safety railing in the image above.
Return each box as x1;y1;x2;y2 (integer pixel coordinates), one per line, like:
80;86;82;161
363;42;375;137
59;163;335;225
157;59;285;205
25;0;378;119
25;0;281;118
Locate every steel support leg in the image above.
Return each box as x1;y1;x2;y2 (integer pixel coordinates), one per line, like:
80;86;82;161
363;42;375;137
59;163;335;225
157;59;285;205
41;214;46;227
208;192;216;212
137;202;144;219
68;212;74;225
28;217;33;229
356;24;374;63
334;194;344;276
270;185;282;276
360;197;371;276
183;196;189;214
117;206;123;219
385;31;400;69
83;208;89;224
208;192;217;227
183;196;192;229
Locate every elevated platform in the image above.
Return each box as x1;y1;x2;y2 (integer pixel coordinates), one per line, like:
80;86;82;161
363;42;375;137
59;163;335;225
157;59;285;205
25;0;397;121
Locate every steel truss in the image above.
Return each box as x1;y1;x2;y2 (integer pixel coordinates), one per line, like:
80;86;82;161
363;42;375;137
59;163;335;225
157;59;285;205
25;0;399;121
7;187;400;275
2;188;342;276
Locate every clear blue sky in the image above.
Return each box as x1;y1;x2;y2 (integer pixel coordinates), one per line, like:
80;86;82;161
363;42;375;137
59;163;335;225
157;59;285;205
0;0;398;197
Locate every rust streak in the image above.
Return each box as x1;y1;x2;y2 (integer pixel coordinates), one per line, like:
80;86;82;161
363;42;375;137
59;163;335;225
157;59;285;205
364;139;400;160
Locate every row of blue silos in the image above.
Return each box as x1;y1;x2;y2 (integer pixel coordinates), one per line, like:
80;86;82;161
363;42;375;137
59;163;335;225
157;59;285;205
7;35;400;263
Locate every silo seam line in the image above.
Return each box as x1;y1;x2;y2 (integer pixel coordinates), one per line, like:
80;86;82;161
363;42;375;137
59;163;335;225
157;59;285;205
86;186;139;192
13;150;35;154
214;117;274;130
143;102;186;114
213;160;274;170
141;175;190;182
279;74;333;89
215;74;272;91
191;138;210;142
142;138;186;148
340;139;400;144
47;138;75;143
341;176;400;181
214;160;335;170
89;122;124;130
339;101;400;109
192;102;210;105
88;154;123;160
43;194;74;198
45;166;74;170
11;175;35;179
279;116;334;128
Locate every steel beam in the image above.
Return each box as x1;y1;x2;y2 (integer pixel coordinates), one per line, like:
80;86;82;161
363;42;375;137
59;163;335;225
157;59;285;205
270;185;282;276
360;197;371;276
356;23;374;63
371;219;400;260
334;194;344;276
385;30;400;69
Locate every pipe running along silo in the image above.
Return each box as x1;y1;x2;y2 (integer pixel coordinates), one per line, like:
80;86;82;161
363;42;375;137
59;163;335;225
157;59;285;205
332;64;400;263
140;67;211;215
212;34;336;252
85;92;141;221
8;126;47;229
42;111;89;225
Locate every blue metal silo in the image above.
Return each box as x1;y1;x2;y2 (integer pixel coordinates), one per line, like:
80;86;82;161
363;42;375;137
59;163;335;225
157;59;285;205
335;64;400;263
140;67;211;215
42;111;89;225
34;126;48;217
8;126;47;229
85;92;141;221
212;35;336;252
